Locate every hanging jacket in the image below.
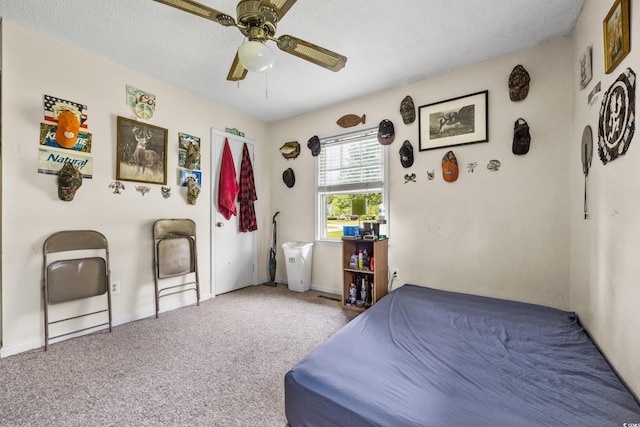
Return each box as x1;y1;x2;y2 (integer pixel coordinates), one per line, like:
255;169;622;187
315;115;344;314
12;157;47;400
239;143;258;232
218;138;239;220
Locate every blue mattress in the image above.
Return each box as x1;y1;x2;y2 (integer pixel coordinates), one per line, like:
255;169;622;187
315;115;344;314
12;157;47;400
285;285;640;426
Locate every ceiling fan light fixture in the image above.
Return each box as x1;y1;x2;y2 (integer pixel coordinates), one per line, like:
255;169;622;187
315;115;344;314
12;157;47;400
153;0;347;81
238;40;275;73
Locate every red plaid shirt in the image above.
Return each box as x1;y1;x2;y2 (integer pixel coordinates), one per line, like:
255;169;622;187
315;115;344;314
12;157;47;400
238;143;257;232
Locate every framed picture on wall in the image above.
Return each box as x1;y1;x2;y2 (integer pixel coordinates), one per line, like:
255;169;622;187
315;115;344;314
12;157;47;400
418;90;489;151
579;45;593;90
178;132;201;171
603;0;630;74
116;116;168;185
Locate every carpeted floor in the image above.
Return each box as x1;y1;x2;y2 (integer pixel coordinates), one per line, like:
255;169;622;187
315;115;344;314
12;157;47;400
0;284;357;426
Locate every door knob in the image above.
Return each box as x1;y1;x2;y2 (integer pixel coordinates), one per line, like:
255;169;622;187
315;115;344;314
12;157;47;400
216;222;224;227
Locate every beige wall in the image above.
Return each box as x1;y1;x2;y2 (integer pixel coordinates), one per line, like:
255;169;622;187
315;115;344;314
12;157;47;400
268;0;640;396
270;38;573;310
270;8;640;397
0;21;270;354
2;0;638;398
569;0;640;396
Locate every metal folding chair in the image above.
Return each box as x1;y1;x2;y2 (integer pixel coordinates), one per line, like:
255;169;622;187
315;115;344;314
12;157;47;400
43;230;112;350
153;219;200;318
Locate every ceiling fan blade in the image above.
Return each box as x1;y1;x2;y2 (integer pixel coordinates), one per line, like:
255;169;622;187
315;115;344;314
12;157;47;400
153;0;236;26
227;53;248;81
276;35;347;72
261;0;297;20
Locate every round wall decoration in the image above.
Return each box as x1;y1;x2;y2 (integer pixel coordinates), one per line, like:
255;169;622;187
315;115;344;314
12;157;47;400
598;68;635;164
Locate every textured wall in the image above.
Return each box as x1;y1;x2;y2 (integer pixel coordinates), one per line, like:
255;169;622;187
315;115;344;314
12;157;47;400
569;0;640;397
270;38;572;311
0;21;269;354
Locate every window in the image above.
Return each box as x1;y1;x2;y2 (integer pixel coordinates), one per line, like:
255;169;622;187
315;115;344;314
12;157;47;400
315;127;388;241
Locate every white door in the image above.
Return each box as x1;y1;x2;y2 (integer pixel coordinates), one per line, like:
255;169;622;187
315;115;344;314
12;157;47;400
211;129;257;295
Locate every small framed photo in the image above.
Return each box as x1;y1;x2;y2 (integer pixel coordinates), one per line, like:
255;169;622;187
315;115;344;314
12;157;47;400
419;90;488;151
178;132;201;171
603;0;630;74
579;46;593;90
116;116;168;185
178;168;202;187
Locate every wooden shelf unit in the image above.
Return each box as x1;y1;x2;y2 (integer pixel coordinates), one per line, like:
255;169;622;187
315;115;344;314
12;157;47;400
341;238;388;312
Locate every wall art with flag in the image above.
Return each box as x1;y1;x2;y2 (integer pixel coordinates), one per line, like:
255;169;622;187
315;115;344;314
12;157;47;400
43;94;88;128
39;94;93;178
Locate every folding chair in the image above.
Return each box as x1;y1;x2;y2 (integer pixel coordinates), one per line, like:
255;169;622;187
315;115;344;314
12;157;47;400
43;230;112;350
153;219;200;318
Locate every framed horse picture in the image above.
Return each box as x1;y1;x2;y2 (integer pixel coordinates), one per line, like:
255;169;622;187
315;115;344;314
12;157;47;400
116;116;168;185
418;91;489;151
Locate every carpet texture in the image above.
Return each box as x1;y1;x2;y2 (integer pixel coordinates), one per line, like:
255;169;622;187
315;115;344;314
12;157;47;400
0;284;356;426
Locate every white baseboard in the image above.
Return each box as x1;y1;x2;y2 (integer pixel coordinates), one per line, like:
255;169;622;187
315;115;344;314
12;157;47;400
311;284;341;295
0;293;213;358
274;278;341;296
0;286;341;358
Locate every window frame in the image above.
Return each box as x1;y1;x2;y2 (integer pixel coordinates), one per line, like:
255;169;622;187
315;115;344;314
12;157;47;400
314;126;389;244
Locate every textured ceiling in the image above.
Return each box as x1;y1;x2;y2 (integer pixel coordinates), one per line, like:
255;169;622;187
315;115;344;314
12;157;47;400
0;0;585;123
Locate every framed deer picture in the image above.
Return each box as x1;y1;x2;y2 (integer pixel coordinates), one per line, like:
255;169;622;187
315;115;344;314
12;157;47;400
116;116;168;185
418;90;489;151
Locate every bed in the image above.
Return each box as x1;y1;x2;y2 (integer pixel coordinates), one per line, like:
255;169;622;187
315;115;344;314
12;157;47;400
285;284;640;426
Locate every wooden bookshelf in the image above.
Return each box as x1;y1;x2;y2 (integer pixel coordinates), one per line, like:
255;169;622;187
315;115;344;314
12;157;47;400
341;238;388;312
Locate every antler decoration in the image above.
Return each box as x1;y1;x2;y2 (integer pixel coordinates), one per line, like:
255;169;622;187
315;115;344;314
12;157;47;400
136;186;151;196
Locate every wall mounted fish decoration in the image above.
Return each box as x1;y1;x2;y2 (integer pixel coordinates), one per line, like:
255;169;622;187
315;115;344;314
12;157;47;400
337;114;366;128
280;141;300;159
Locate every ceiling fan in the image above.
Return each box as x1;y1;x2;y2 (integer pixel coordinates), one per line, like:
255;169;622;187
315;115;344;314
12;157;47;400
153;0;348;81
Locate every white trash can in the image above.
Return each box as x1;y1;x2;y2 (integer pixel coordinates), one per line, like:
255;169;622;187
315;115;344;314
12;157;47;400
282;242;314;292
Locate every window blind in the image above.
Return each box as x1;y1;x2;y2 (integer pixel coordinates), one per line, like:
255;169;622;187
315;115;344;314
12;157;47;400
318;127;383;193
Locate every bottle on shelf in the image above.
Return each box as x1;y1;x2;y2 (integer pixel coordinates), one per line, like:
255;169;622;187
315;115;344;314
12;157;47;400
377;204;386;221
349;253;358;269
365;278;372;305
377;204;388;239
348;282;357;305
358;250;363;269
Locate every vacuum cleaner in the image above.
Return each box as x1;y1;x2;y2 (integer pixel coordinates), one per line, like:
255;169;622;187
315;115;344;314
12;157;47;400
264;211;280;287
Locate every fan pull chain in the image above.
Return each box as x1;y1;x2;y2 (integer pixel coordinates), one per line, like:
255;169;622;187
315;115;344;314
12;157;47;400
265;72;269;100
